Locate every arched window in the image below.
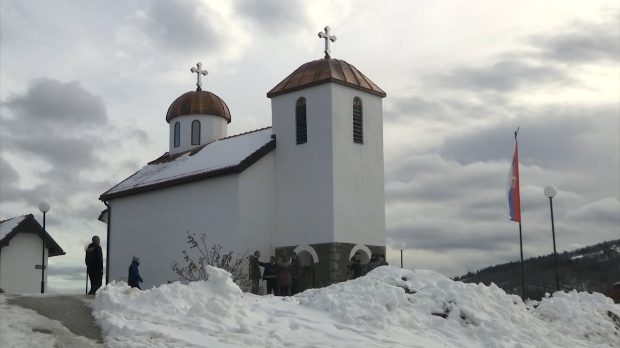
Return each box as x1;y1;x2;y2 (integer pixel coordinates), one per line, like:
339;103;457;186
191;120;201;145
353;97;363;144
174;122;180;148
296;97;307;144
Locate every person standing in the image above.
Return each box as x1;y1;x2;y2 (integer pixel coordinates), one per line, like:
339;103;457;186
259;256;278;295
348;252;363;280
85;236;104;295
249;251;262;294
289;252;302;295
363;253;388;276
128;256;143;290
276;255;292;296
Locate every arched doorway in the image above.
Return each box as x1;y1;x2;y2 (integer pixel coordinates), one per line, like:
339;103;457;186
349;244;372;264
294;245;319;291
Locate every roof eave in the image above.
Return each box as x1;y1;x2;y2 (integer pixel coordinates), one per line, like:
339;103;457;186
267;78;386;98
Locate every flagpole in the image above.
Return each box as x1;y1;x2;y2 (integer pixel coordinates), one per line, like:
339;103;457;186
519;222;525;299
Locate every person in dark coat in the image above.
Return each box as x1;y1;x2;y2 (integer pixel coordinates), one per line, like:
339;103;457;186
258;256;278;295
128;256;143;289
276;255;292;296
85;236;104;295
289;252;302;295
363;253;388;276
348;252;363;280
249;251;262;294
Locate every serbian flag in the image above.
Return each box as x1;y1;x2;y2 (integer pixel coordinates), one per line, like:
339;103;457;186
506;141;521;222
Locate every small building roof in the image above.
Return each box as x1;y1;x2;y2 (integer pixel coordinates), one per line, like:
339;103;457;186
100;127;275;200
267;58;386;98
0;214;66;257
166;89;231;123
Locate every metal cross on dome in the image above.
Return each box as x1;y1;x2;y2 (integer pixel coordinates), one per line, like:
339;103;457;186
318;26;337;59
190;62;208;90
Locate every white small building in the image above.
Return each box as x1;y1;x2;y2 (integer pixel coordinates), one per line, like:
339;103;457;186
101;35;387;291
0;214;65;293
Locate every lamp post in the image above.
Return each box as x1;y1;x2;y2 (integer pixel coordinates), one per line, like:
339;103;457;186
39;202;50;294
544;186;560;291
396;242;406;268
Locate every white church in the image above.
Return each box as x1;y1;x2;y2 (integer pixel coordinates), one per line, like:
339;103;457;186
100;27;387;291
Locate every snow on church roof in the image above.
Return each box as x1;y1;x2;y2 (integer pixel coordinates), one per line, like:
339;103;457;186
0;215;27;242
100;127;275;200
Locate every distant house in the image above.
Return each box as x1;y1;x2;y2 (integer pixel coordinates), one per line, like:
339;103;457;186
0;214;65;293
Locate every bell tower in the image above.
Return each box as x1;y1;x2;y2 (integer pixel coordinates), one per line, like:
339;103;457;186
267;27;387;286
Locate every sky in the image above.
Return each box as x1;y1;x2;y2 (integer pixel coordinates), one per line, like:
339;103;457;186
0;0;618;293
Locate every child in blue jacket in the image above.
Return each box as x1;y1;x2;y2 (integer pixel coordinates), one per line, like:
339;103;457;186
128;256;143;289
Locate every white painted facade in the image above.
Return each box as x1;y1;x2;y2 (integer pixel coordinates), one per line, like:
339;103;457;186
169;114;228;155
105;65;386;289
271;83;385;247
107;154;274;289
0;233;48;293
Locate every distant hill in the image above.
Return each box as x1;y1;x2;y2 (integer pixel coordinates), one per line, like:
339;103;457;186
453;239;620;300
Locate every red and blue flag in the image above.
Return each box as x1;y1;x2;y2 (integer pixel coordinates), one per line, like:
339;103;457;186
506;141;521;222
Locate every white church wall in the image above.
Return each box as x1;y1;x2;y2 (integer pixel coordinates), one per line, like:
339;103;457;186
330;84;386;246
271;84;336;246
239;153;274;259
0;233;48;293
168;114;228;155
107;175;241;289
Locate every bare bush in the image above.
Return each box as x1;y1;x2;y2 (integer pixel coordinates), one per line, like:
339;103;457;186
171;232;251;288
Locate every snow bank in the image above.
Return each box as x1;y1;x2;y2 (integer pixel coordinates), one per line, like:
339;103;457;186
90;265;620;348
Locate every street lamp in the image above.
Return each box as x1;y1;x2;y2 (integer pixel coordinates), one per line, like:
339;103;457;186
544;186;560;291
396;242;406;268
38;202;50;294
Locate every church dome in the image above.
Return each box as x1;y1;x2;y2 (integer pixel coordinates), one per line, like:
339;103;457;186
267;58;386;98
166;89;231;123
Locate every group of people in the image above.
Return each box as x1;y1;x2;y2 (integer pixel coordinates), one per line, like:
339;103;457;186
347;252;389;280
249;250;390;296
249;251;302;296
85;235;143;294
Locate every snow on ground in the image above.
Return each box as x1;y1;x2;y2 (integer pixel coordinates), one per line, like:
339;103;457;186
0;295;100;348
89;265;620;348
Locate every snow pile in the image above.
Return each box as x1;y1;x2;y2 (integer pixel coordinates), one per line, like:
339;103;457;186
90;265;620;348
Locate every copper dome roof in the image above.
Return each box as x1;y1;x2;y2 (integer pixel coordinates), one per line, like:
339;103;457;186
166;89;231;123
267;58;386;98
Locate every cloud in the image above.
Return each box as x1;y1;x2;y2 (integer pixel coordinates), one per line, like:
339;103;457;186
529;14;620;64
235;0;310;32
48;265;86;281
0;78;136;219
1;78;107;170
433;59;575;92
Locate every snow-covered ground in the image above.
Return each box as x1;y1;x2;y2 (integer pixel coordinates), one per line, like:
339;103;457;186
88;265;620;348
0;296;100;348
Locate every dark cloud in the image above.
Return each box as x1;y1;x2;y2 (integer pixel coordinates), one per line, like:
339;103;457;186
236;0;309;31
0;158;19;201
439;105;619;171
529;15;620;64
432;59;575;92
120;0;225;56
4;78;107;127
1;78;107;170
0;78;136;224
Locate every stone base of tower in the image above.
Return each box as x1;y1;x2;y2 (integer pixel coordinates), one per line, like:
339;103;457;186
275;242;386;290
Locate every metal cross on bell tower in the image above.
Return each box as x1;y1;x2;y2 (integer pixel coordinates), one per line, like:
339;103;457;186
318;26;337;59
190;62;208;91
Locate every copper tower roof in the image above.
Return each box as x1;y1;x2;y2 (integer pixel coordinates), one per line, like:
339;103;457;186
267;58;386;98
166;89;231;123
